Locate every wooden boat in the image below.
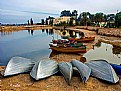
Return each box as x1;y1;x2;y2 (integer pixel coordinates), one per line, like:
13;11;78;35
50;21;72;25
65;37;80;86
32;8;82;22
49;44;86;53
30;59;58;80
68;36;95;43
110;63;121;76
58;62;73;85
71;59;91;83
52;39;69;44
3;56;35;76
85;60;119;83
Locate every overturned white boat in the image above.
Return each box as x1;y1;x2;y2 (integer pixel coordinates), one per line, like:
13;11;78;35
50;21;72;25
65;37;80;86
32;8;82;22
30;59;58;80
58;62;73;85
85;59;119;83
3;56;34;76
71;59;91;83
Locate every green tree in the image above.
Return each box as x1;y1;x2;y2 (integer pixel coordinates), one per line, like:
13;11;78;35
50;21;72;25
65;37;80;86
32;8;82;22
80;12;91;26
27;20;30;25
30;18;33;25
41;19;44;25
94;13;105;25
107;14;115;28
115;12;121;28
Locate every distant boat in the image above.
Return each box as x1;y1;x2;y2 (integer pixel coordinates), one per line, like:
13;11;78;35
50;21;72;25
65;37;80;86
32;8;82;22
71;59;91;83
30;59;58;80
110;63;121;76
49;44;86;53
58;62;73;85
85;60;119;83
3;56;34;76
68;36;95;43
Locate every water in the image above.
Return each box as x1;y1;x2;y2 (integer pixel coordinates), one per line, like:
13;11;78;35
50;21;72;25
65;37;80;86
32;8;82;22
0;29;61;66
0;29;121;65
83;41;121;65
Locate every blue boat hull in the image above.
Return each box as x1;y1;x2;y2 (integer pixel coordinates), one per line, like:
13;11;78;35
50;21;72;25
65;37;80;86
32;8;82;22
110;63;121;76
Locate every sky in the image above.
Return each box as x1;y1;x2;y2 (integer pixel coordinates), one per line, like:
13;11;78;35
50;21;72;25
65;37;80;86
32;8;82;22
0;0;121;24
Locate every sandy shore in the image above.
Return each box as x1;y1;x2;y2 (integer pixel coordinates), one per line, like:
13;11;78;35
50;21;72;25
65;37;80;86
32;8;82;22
0;25;52;31
1;56;121;91
0;26;121;91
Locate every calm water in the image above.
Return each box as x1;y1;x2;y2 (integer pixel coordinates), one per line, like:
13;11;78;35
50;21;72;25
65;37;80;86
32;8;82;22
0;29;121;65
0;29;61;65
0;29;82;66
83;41;121;65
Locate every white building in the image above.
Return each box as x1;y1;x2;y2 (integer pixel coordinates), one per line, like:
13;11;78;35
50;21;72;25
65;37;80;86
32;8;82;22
53;16;71;25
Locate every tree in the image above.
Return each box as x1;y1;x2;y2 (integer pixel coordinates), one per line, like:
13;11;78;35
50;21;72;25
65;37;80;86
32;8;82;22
94;13;105;25
107;14;115;28
41;19;44;25
72;10;78;25
30;18;33;25
60;10;71;17
89;14;95;26
115;12;121;28
80;12;91;26
69;17;74;26
49;20;53;26
27;20;30;25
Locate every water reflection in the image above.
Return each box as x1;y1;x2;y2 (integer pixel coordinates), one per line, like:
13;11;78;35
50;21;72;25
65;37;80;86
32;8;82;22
94;41;121;55
42;29;45;32
84;41;121;64
46;29;49;34
0;30;13;36
54;29;81;39
0;29;55;37
28;29;34;35
0;29;56;66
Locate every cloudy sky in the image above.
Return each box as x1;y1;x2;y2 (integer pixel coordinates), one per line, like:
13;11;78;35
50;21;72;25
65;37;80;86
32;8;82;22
0;0;121;24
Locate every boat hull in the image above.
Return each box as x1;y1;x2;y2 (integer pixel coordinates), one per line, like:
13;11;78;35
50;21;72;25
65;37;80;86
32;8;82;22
30;59;58;80
4;56;34;76
58;62;73;85
50;46;86;53
71;59;91;83
110;63;121;76
69;37;95;43
85;60;119;83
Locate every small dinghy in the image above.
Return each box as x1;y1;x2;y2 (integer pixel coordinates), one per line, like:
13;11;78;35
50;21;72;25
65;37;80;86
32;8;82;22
30;59;58;80
110;63;121;76
85;60;119;83
3;56;34;76
71;59;91;83
58;62;73;85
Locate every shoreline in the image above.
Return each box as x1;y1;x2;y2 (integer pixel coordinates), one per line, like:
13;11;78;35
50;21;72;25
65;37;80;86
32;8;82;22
1;56;121;91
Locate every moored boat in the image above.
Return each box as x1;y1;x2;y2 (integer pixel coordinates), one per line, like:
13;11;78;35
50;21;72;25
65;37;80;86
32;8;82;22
58;62;73;85
3;56;35;76
71;59;91;83
85;60;119;83
110;63;121;76
30;59;58;80
68;36;95;43
49;44;86;53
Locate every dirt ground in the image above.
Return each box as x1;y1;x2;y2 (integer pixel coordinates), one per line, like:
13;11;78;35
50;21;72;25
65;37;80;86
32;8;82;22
0;27;121;91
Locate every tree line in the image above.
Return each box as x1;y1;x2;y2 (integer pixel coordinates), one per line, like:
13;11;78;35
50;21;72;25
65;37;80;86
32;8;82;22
27;10;121;28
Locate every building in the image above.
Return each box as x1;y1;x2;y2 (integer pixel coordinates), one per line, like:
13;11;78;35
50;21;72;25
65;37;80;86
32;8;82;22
53;16;71;25
53;10;78;25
